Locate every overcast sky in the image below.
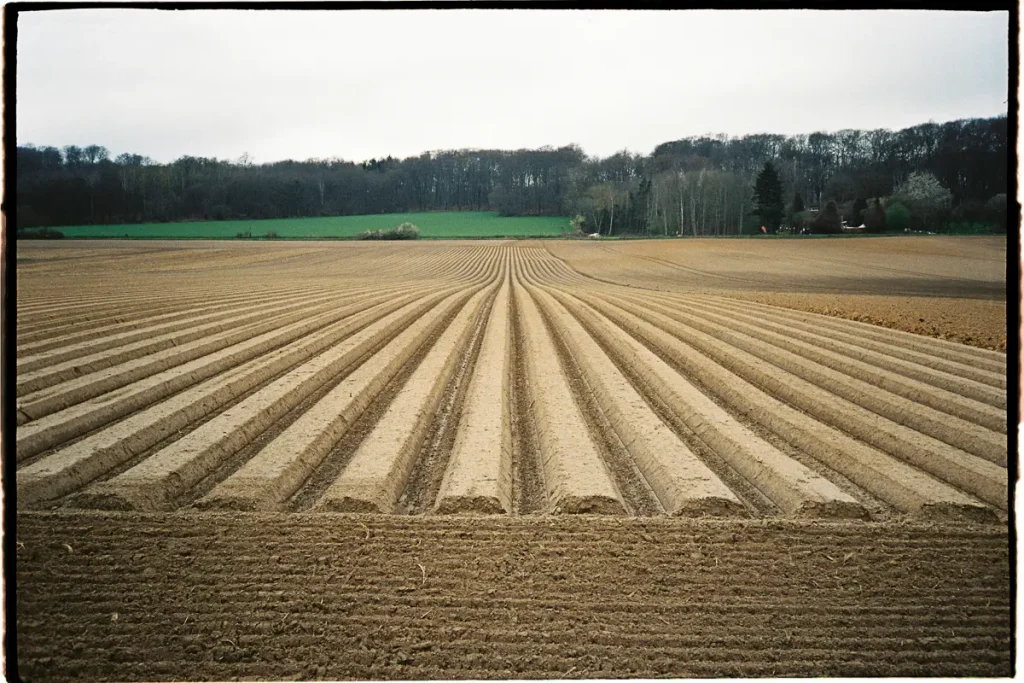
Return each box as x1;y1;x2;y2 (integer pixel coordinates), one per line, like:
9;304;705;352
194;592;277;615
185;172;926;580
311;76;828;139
17;9;1009;164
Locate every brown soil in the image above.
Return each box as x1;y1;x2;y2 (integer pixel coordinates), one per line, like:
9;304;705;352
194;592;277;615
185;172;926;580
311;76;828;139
17;241;1007;519
546;236;1008;351
723;291;1007;351
16;511;1011;681
15;239;1010;680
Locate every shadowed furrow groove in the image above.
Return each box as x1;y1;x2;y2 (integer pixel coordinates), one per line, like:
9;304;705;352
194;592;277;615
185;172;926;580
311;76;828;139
205;285;493;512
15;288;411;426
16;284;315;344
16;288;333;373
614;291;1007;450
555;290;868;519
578;290;1006;512
70;286;475;511
435;259;515;514
668;294;1006;403
513;255;660;516
17;286;319;357
401;255;507;514
17;288;452;506
553;290;993;521
511;254;624;514
707;295;1006;373
16;287;434;462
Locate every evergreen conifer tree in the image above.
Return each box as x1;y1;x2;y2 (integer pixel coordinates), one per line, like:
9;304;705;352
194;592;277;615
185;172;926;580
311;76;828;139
753;162;784;232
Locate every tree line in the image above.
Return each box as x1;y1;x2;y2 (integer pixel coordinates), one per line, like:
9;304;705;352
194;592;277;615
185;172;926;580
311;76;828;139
16;115;1007;235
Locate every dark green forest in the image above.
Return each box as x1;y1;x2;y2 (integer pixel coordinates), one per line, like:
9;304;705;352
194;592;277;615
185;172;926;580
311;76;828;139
16;115;1008;236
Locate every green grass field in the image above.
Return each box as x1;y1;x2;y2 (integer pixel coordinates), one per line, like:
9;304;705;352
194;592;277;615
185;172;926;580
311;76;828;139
51;212;570;239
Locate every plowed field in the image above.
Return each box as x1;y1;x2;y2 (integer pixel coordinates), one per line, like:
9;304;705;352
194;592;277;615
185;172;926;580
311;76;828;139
15;238;1011;680
547;236;1008;350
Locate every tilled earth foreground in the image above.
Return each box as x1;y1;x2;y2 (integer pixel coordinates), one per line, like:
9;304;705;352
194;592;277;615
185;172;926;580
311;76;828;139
16;512;1012;681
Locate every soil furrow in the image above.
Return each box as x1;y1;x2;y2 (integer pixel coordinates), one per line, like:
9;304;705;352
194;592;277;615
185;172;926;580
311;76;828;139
709;294;1007;371
202;285;488;512
16;288;433;462
16;290;396;425
582;291;1007;510
16;510;1011;680
620;291;1008;450
508;263;547;516
16;290;446;506
16;288;330;373
557;290;994;520
14;240;1010;681
402;261;503;514
670;294;1007;404
435;258;514;514
511;265;624;514
70;286;469;511
17;286;315;355
557;291;867;518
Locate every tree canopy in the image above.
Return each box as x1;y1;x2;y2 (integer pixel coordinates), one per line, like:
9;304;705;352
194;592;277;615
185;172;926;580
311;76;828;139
891;171;953;231
16;115;1007;236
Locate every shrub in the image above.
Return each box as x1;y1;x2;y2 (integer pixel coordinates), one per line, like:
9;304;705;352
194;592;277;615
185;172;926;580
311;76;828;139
984;193;1007;232
394;222;420;239
359;222;420;240
885;201;911;233
864;198;887;233
951;199;987;224
569;214;586;237
235;230;252;239
943;221;1001;235
265;231;279;239
17;227;64;239
810;201;842;234
838;199;856;223
792;210;815;231
851;197;868;226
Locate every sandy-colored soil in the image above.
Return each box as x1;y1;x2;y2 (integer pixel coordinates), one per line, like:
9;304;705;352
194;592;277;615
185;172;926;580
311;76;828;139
14;238;1010;680
547;236;1008;351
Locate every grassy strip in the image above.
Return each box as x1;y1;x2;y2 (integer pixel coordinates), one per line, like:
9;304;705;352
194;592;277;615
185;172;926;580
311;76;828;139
46;212;570;239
